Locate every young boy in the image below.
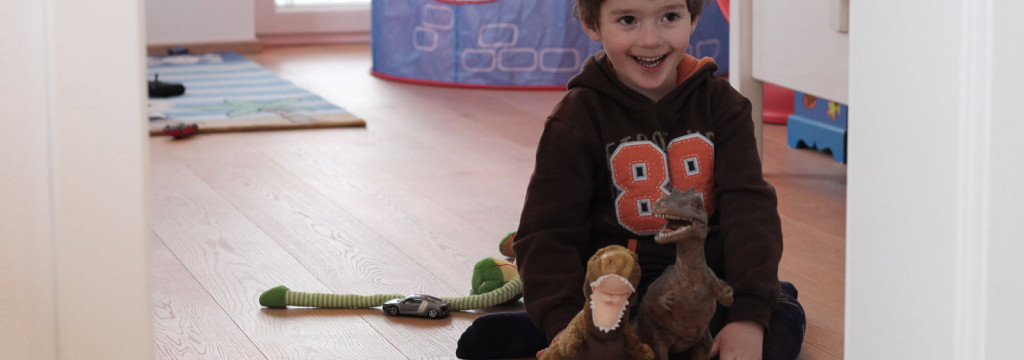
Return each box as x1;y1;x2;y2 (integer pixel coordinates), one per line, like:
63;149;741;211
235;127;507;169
457;0;805;359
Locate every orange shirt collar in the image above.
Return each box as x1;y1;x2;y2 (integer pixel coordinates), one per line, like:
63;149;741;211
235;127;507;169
676;55;716;85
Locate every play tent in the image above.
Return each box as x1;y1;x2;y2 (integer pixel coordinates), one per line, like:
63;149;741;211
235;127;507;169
371;0;730;89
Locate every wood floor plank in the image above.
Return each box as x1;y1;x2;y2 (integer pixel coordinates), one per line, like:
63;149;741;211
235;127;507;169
247;44;540;167
798;342;840;360
233;130;508;288
151;139;407;359
778;218;845;359
156;134;506;358
762;124;847;240
476;89;563;146
246;44;548;235
221;60;548;236
153;235;268;360
157;134;466;294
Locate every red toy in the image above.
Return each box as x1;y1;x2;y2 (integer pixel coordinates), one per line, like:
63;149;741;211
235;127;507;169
162;123;199;139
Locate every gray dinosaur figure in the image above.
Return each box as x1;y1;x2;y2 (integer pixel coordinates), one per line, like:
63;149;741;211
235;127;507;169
635;187;734;360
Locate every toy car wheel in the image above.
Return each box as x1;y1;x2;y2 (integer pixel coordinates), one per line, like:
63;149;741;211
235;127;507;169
386;306;399;316
427;309;439;318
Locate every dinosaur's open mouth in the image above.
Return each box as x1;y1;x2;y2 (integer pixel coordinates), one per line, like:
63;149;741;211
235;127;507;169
589;274;635;333
655;214;697;241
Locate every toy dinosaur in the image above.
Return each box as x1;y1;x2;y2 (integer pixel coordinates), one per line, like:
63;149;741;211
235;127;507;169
540;245;654;360
259;257;522;312
635;188;734;360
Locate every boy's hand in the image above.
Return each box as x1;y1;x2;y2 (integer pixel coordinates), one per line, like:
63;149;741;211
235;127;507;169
535;329;565;359
709;321;764;360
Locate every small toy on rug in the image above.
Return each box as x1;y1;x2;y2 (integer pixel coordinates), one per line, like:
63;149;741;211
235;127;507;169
540;245;654;360
635;188;734;360
162;123;199;139
148;74;185;98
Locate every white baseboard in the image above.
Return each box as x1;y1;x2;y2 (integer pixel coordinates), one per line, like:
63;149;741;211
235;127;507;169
147;40;263;56
258;32;370;46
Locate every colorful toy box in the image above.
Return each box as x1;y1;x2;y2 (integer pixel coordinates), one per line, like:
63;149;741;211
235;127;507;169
787;92;848;163
370;0;730;89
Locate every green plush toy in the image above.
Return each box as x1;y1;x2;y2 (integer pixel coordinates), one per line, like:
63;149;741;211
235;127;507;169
471;257;518;294
260;257;522;311
498;231;517;259
471;257;521;305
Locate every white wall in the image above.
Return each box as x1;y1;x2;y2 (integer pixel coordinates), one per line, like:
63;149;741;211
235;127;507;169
847;0;1024;358
752;0;849;104
146;0;255;44
982;1;1024;356
1;1;57;357
0;0;151;358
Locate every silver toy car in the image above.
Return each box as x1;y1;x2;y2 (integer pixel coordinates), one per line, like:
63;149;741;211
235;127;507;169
382;294;451;319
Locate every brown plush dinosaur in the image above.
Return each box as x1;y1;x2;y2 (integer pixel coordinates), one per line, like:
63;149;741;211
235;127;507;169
635;188;734;360
540;245;654;360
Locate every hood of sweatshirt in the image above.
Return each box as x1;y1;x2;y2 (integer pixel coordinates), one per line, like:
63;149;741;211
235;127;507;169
566;50;719;113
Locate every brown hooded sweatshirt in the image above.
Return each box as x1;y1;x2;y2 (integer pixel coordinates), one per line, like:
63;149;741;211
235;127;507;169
513;50;783;341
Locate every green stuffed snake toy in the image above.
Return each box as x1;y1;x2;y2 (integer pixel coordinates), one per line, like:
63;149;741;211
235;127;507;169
259;256;522;311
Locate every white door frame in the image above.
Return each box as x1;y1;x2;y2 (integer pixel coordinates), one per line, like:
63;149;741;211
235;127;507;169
846;0;1024;358
1;0;151;358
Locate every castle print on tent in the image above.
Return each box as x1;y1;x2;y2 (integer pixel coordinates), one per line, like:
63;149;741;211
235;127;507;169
371;0;730;89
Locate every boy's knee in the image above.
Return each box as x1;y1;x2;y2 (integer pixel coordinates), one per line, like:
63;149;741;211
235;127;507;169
763;285;806;360
456;311;548;359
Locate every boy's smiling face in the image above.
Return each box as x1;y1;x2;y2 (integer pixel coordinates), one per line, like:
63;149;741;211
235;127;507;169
583;0;697;101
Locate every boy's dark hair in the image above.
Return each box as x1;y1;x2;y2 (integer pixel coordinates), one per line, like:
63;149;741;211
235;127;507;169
574;0;708;31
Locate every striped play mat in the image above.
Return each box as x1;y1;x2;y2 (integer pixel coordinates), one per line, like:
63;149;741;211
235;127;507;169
147;52;365;136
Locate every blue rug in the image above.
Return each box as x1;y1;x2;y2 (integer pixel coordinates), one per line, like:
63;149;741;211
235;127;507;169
147;52;364;136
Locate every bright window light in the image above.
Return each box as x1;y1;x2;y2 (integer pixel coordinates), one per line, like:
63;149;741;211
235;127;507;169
275;0;370;8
